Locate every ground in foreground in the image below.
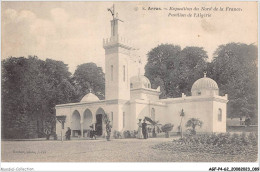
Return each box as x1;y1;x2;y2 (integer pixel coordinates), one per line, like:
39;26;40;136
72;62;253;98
1;138;256;162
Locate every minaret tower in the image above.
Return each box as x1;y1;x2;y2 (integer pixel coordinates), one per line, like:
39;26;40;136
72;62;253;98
103;5;134;101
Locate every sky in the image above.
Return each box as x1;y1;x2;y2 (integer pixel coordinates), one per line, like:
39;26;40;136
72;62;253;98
1;1;258;74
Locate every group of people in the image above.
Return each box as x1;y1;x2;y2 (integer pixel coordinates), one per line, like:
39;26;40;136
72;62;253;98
65;125;96;140
65;119;148;140
137;119;148;139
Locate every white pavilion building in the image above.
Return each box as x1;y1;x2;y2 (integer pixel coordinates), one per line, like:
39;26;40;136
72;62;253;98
55;9;228;137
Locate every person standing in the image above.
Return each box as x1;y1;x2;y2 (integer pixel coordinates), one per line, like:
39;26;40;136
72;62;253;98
142;119;148;139
89;124;96;139
65;127;71;140
137;119;143;139
106;121;112;141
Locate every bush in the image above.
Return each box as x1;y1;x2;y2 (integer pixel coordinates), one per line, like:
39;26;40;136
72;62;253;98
248;132;258;146
185;118;203;135
130;130;138;138
163;132;258;156
113;130;122;139
123;130;137;138
161;123;174;138
123;130;131;138
152;133;258;162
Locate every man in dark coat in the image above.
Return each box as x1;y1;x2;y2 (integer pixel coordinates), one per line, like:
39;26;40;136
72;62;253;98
142;119;148;139
106;121;112;141
65;127;71;140
89;124;96;139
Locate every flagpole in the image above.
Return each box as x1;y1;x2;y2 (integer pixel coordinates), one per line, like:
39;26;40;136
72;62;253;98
113;4;115;20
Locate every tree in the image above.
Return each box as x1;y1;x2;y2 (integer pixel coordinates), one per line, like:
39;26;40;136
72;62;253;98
1;56;76;139
209;43;257;120
73;63;105;100
161;123;174;138
145;44;208;98
185;118;203;135
2;56;44;138
38;58;77;138
145;44;181;98
56;79;78;104
173;47;208;96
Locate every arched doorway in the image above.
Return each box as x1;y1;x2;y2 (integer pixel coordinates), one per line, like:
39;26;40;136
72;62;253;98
83;109;93;137
96;108;105;136
71;110;81;137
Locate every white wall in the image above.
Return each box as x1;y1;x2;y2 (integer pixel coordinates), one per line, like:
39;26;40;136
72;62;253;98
117;102;130;131
130;89;159;101
212;100;227;132
105;46;131;100
55;95;228;137
105;103;119;132
165;98;214;133
128;101;139;131
118;52;130;100
105;52;119;100
56;102;109;136
127;100;167;131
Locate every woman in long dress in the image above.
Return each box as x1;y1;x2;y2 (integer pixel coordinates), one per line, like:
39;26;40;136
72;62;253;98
137;119;143;139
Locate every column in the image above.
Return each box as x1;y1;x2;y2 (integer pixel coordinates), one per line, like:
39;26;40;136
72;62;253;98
103;118;106;137
80;120;84;138
93;116;96;131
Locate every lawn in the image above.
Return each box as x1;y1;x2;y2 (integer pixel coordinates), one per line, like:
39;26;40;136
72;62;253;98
2;137;258;162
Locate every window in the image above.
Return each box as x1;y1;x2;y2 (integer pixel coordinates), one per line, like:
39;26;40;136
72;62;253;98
123;112;125;128
151;108;155;121
218;108;222;121
123;65;126;82
111;65;113;81
130;83;133;88
197;91;201;95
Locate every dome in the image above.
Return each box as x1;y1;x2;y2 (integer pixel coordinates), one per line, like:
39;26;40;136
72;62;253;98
191;73;219;96
80;92;100;102
130;75;151;89
191;74;218;91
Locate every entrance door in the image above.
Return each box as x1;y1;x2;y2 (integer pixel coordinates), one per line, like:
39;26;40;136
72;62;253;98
96;114;103;136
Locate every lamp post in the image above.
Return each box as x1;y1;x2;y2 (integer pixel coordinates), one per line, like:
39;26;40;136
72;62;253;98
180;109;185;139
56;115;66;142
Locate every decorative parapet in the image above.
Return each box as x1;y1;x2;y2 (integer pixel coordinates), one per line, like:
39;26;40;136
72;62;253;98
160;94;228;104
103;35;134;50
129;99;167;107
55;100;106;108
130;87;160;95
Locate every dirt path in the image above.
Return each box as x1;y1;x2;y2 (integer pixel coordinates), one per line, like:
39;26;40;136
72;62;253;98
2;138;253;162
